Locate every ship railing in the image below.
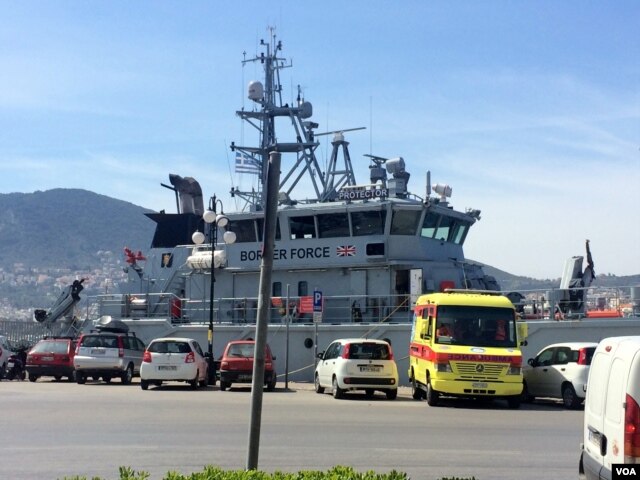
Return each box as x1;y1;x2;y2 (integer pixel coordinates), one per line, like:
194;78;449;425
90;292;415;325
501;285;640;320
88;285;639;325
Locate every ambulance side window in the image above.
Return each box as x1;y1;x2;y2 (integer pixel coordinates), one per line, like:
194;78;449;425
424;317;433;339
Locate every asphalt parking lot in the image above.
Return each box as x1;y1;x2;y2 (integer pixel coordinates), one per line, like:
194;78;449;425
0;379;583;480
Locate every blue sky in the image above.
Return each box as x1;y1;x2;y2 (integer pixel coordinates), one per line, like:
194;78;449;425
1;1;638;279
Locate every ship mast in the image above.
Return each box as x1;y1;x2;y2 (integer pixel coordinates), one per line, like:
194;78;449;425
230;32;358;210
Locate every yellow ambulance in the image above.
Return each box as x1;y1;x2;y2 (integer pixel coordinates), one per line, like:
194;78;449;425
408;291;527;408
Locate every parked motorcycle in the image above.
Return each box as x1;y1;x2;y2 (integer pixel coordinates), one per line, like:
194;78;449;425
6;347;28;381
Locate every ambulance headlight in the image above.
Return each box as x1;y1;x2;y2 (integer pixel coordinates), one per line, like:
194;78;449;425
436;362;452;373
507;366;521;375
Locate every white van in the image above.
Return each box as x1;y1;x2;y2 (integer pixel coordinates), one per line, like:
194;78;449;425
580;336;640;479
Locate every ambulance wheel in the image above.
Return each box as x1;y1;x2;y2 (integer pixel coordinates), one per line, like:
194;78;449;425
507;395;521;409
411;372;425;400
426;381;439;407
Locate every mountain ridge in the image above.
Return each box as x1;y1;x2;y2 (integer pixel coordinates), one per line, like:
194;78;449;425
0;189;637;320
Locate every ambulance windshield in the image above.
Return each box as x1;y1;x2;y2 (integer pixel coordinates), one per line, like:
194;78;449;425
435;306;517;348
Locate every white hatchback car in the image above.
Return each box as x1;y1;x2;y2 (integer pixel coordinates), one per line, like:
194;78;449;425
523;341;598;408
140;337;209;390
314;338;399;400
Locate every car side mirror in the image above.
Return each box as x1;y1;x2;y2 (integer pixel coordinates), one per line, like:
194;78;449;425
316;352;324;359
528;358;536;367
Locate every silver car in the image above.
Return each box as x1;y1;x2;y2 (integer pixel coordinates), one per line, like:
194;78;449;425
74;332;146;384
523;341;598;408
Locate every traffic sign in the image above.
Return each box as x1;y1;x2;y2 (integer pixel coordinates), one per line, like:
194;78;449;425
313;290;323;312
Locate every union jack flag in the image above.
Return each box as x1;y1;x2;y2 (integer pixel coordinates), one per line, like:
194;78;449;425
336;245;356;257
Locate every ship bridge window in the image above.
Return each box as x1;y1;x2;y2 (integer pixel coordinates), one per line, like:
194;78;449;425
257;218;281;241
451;222;470;245
318;212;350;238
289;215;317;239
351;210;386;236
434;216;453;241
391;209;421;235
227;220;257;243
420;213;438;238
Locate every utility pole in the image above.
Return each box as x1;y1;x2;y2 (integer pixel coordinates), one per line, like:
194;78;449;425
246;151;281;470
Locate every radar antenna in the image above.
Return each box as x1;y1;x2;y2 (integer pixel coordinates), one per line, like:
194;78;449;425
315;127;365;201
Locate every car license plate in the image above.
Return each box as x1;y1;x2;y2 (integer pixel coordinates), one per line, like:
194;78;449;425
359;366;381;373
158;366;177;371
7;361;14;368
238;374;252;381
42;356;54;362
90;349;105;355
472;382;488;388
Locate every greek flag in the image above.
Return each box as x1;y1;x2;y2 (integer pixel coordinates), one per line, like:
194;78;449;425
235;152;260;174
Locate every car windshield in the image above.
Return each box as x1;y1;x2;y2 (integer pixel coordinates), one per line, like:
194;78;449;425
435;305;517;348
227;344;255;358
347;343;390;360
31;341;69;354
149;341;191;354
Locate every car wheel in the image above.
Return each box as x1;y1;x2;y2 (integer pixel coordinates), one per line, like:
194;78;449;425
507;396;521;409
140;380;149;390
314;374;324;394
386;389;398;400
121;365;133;385
199;377;208;387
411;371;425;400
521;381;534;403
426;379;439;407
76;373;86;384
332;376;344;399
0;362;6;379
29;374;38;383
266;377;276;392
54;375;62;381
365;389;375;398
562;384;580;409
190;372;199;389
219;381;229;391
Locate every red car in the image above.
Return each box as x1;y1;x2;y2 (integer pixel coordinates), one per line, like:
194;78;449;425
26;336;77;382
219;340;277;391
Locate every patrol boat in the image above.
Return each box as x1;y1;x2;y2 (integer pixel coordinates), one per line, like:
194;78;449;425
109;35;497;328
86;35;639;383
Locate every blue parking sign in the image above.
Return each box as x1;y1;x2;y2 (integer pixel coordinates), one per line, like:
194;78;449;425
313;290;323;312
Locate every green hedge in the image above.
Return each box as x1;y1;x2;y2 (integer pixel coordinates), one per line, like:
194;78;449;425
61;465;477;480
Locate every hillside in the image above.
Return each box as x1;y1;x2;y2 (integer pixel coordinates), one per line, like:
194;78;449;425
0;189;155;270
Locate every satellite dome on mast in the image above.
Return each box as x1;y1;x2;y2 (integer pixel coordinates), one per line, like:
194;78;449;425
248;81;264;101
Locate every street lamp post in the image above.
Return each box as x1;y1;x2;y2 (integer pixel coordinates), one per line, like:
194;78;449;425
192;195;236;385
